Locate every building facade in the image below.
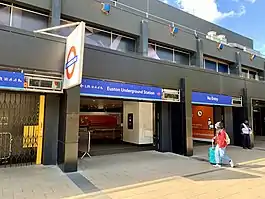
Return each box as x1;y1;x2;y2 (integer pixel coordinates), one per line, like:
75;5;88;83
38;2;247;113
0;0;265;172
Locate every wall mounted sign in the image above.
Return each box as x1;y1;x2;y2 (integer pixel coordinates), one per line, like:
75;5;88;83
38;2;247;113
80;78;163;101
192;92;232;106
0;70;24;90
63;22;85;90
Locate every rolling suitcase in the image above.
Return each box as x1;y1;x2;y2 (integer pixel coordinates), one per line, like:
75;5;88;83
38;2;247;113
208;144;216;164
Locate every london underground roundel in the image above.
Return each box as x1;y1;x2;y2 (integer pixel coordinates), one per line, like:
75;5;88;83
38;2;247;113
65;46;78;80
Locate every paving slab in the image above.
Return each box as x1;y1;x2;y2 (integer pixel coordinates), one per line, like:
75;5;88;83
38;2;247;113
0;165;82;199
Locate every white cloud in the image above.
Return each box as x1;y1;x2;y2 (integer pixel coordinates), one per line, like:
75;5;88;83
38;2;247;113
175;0;246;22
245;0;256;3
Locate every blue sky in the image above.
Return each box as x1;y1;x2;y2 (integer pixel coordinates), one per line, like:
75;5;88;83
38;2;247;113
160;0;265;54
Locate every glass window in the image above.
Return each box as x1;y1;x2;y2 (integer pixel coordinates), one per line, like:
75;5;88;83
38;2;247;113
111;34;135;53
205;59;217;71
174;51;190;65
249;71;257;80
0;4;10;26
59;20;76;37
148;44;159;59
156;46;173;62
85;27;111;49
12;8;48;31
218;63;229;73
241;69;248;78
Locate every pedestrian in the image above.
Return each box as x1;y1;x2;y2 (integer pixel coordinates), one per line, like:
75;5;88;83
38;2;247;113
212;121;234;168
240;119;252;149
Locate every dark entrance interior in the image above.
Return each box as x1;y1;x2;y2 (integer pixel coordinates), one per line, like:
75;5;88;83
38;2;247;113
155;102;186;155
252;100;265;137
79;97;155;156
232;107;245;146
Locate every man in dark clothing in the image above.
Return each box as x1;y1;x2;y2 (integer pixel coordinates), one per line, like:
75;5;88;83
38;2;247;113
240;120;252;149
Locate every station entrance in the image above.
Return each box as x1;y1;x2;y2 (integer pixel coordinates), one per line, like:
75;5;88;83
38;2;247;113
78;97;156;157
191;92;244;153
252;99;265;137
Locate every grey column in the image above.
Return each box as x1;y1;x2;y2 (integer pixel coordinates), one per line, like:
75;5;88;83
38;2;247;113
58;86;80;173
224;107;234;144
195;39;204;68
230;52;242;76
157;102;172;152
51;0;62;27
138;20;149;57
180;78;193;156
43;94;60;165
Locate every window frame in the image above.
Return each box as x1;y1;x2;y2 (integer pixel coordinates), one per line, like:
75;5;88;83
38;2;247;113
61;18;136;53
148;42;190;65
203;56;230;74
241;67;259;80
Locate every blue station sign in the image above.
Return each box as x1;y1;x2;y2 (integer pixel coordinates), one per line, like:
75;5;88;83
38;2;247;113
0;70;24;90
80;78;163;101
192;92;232;106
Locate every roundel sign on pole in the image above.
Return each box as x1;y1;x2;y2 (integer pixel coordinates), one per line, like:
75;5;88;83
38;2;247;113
63;21;85;90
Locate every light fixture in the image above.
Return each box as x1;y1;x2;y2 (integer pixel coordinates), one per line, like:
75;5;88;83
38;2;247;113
169;24;178;36
217;43;224;50
101;3;111;15
250;54;256;61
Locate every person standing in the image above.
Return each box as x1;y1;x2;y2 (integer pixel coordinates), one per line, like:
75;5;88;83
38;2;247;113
240;120;252;149
212;121;234;168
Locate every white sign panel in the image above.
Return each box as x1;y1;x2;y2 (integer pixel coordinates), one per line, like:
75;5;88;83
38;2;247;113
63;21;85;89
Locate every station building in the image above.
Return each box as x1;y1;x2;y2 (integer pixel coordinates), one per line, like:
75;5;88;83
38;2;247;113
0;0;265;172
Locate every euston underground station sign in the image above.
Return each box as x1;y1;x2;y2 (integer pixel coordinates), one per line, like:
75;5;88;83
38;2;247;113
192;92;232;106
80;78;163;101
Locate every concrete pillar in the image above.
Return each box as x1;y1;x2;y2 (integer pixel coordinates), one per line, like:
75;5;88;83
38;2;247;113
58;86;80;173
156;102;172;153
194;39;204;68
123;101;154;144
43;94;60;165
224;107;234;144
230;52;242;75
50;0;61;28
180;77;193;156
137;20;149;57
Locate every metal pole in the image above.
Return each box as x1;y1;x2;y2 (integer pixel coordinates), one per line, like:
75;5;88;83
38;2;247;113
34;22;80;33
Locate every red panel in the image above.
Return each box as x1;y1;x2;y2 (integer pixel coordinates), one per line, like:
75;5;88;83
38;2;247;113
80;114;117;128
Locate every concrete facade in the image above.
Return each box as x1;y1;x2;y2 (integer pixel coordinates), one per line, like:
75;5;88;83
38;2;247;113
0;0;265;172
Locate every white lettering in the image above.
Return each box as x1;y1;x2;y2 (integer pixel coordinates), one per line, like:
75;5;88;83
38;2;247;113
107;86;121;92
207;96;218;102
144;90;155;95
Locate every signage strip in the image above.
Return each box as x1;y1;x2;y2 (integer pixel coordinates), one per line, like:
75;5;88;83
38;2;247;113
80;78;163;101
80;93;162;101
192;92;233;106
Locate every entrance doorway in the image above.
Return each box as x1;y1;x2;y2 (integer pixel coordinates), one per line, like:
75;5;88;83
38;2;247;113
192;105;224;143
252;100;265;137
78;97;155;156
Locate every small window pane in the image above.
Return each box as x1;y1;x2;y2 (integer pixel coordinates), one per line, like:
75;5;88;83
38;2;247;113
0;4;10;26
242;69;248;78
85;27;111;49
218;63;229;73
12;8;48;31
174;51;190;65
111;34;135;53
205;59;217;71
249;71;256;80
148;44;159;59
59;20;75;37
156;46;173;62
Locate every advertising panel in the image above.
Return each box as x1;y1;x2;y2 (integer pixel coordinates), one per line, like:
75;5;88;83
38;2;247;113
192;105;215;142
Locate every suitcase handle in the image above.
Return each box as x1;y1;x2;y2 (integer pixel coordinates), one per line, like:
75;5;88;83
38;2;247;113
211;139;215;148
